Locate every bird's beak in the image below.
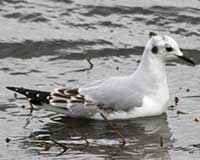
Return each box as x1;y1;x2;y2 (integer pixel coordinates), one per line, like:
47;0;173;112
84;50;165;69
175;50;195;66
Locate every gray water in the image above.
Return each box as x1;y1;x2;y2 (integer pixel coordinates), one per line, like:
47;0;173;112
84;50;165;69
0;0;200;159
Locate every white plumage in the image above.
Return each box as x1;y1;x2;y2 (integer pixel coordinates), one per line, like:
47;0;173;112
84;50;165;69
7;34;195;120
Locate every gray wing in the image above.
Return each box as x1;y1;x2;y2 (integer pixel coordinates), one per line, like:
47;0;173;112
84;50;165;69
79;76;144;111
50;76;144;112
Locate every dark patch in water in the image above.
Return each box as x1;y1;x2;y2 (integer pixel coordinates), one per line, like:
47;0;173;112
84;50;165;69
10;72;28;75
185;32;200;37
46;76;58;79
32;17;50;23
0;104;16;112
67;79;77;82
4;12;50;23
170;28;188;35
0;67;12;71
65;22;97;29
0;40;112;59
29;69;43;73
19;13;49;23
143;6;200;30
83;6;153;17
3;0;27;4
50;0;73;4
48;47;144;61
170;29;200;37
150;6;178;16
4;12;23;19
134;17;146;22
98;21;125;28
172;14;200;25
174;144;200;154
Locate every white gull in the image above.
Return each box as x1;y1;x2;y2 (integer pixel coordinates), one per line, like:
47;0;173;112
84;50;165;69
6;33;195;120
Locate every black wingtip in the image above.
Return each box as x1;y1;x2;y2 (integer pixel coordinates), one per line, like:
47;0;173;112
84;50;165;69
6;86;28;97
6;86;12;90
6;86;20;92
6;86;51;104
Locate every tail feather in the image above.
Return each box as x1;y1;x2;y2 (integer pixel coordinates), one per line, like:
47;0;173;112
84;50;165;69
6;86;50;105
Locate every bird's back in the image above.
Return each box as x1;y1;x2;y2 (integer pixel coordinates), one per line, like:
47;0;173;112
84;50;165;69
79;75;145;111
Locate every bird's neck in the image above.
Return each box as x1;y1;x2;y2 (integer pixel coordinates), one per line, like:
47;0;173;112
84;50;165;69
133;52;168;86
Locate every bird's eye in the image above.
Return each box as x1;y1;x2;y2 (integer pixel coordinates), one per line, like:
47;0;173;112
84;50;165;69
166;47;173;52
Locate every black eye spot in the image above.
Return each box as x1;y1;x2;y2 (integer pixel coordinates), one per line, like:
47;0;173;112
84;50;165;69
166;47;173;52
151;46;158;54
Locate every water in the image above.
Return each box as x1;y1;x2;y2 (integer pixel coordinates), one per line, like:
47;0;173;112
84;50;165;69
0;0;200;159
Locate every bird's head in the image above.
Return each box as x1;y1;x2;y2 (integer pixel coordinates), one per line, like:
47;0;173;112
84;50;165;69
144;32;195;66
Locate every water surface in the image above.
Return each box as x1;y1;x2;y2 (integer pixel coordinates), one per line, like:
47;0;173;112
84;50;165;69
0;0;200;159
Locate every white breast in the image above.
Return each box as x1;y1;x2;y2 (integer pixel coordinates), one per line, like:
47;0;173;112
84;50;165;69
127;83;169;119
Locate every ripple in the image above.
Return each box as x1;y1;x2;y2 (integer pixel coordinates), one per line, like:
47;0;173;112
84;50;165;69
10;72;28;75
0;40;113;58
0;67;12;71
0;0;200;159
98;21;125;28
2;0;27;5
50;0;73;4
48;47;143;61
4;12;23;19
4;12;50;23
171;14;200;25
18;13;50;23
83;6;154;17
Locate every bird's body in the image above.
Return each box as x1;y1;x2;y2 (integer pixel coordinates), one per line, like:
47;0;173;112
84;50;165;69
6;34;194;120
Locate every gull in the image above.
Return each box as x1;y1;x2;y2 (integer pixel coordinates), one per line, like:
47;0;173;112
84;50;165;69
6;33;195;120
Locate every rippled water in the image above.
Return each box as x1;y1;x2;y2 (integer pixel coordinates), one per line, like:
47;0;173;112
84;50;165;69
0;0;200;159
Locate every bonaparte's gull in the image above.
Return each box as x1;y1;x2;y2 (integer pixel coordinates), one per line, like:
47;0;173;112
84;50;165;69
6;33;195;120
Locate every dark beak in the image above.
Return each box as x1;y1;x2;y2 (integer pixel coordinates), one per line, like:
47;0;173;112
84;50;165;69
176;55;195;66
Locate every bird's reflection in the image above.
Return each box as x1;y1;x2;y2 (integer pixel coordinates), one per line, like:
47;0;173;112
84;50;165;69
26;114;173;159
